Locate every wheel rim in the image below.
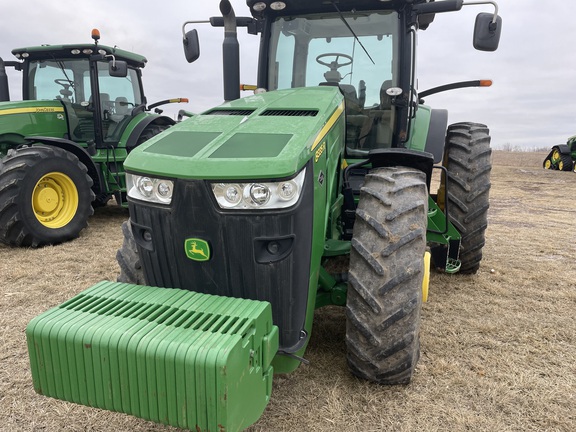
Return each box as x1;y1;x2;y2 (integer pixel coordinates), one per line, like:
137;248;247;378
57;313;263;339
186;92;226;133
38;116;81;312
559;161;564;170
544;159;552;169
552;149;560;161
32;172;79;228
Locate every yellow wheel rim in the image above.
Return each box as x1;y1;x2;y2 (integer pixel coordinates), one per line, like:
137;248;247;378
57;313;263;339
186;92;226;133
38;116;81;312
32;172;79;228
552;149;560;161
544;159;552;169
422;251;431;303
559;161;564;171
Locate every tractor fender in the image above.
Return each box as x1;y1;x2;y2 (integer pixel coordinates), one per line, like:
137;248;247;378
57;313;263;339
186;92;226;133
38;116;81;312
553;144;570;154
368;147;435;188
124;114;175;150
23;136;104;195
424;109;448;163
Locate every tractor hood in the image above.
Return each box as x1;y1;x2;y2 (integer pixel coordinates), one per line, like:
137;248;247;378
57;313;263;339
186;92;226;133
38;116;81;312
125;86;344;180
0;100;67;149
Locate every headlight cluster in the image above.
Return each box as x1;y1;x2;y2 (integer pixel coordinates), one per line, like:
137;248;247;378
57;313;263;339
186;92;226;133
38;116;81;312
126;173;174;204
211;168;306;210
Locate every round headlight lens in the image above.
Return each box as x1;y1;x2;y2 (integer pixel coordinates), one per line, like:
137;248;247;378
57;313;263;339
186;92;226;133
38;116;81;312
156;181;173;200
249;184;270;206
270;1;286;10
277;181;297;201
224;185;242;205
137;177;154;197
253;2;267;11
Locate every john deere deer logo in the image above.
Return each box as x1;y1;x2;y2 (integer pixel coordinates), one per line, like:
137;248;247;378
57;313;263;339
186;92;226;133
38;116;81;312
184;238;210;262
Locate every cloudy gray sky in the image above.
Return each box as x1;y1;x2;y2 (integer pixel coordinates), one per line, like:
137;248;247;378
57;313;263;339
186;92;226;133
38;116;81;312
1;1;574;150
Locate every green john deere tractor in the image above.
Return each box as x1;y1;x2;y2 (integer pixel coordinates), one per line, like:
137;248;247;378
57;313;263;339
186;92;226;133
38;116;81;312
0;30;187;247
26;1;502;431
543;135;576;172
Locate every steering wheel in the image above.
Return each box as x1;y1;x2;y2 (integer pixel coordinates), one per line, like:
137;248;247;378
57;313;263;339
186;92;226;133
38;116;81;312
54;79;74;102
54;79;73;89
316;53;353;70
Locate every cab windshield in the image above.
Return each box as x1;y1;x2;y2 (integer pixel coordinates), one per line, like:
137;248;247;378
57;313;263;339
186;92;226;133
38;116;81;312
27;58;143;143
268;11;399;154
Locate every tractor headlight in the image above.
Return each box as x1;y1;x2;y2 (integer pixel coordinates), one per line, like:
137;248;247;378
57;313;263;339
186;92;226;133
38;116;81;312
127;173;174;204
212;168;306;210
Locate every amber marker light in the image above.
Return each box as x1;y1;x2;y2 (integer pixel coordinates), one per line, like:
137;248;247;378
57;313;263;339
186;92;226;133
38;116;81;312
91;28;101;43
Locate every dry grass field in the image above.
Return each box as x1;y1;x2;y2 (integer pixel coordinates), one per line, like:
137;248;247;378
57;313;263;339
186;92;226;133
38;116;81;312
1;151;575;431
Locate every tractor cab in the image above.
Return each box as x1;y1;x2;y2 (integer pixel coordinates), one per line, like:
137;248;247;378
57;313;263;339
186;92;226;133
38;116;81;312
266;10;399;156
185;0;500;159
12;30;147;150
0;30;187;248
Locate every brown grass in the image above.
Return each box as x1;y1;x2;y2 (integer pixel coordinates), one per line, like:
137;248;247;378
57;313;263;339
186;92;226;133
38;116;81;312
1;151;575;431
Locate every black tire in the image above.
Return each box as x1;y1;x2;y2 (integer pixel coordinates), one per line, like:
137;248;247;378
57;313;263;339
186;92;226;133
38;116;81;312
92;192;112;208
116;220;145;284
542;150;556;170
346;167;428;385
558;153;573;172
442;122;492;274
127;123;170;152
0;146;94;247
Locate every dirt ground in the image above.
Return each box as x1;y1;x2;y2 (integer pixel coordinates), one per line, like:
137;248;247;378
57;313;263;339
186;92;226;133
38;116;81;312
1;151;575;432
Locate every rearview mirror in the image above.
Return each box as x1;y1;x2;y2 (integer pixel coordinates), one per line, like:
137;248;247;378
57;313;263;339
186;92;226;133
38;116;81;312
473;13;502;51
109;60;128;77
183;29;200;63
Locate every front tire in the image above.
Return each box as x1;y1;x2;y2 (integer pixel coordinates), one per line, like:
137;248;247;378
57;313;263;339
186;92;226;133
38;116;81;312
116;220;145;284
346;167;428;385
0;146;94;247
442;122;492;274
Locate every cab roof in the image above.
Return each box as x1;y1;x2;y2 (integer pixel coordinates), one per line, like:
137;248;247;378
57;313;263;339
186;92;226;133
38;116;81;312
245;0;422;16
11;43;147;68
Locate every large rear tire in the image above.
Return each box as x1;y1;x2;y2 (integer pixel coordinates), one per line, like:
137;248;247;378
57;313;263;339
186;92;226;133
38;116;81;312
442;122;492;274
558;153;573;171
127;123;170;153
346;167;427;385
116;220;145;284
0;146;94;247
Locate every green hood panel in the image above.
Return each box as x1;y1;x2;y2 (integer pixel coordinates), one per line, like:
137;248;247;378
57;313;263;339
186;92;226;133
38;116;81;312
0;100;67;144
125;86;344;180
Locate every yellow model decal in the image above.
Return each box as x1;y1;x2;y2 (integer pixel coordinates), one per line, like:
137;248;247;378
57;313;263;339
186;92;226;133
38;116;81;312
310;101;344;151
315;142;326;163
0;107;65;116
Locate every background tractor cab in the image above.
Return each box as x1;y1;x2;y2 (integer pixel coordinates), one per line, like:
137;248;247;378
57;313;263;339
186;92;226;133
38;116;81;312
0;29;187;247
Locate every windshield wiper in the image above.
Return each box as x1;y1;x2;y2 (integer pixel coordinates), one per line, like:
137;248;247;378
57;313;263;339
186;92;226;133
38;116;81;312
332;2;375;65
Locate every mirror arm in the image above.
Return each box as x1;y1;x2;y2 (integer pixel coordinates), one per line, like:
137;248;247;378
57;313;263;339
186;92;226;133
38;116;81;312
182;20;210;39
104;54;116;69
463;0;499;24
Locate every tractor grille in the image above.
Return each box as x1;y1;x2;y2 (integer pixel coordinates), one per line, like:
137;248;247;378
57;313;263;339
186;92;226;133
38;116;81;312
128;161;314;352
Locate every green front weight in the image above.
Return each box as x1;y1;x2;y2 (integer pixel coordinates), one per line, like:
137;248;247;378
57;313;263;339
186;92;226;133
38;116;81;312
26;281;279;432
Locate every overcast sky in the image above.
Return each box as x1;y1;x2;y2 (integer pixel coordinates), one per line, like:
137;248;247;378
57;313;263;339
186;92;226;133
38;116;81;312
1;0;574;150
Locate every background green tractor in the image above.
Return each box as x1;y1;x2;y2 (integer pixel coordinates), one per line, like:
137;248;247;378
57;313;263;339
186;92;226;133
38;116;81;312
543;135;576;172
0;30;187;247
26;1;502;431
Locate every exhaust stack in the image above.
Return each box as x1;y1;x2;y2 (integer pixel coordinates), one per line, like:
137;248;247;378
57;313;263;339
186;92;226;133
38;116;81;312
0;58;10;102
220;0;240;101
